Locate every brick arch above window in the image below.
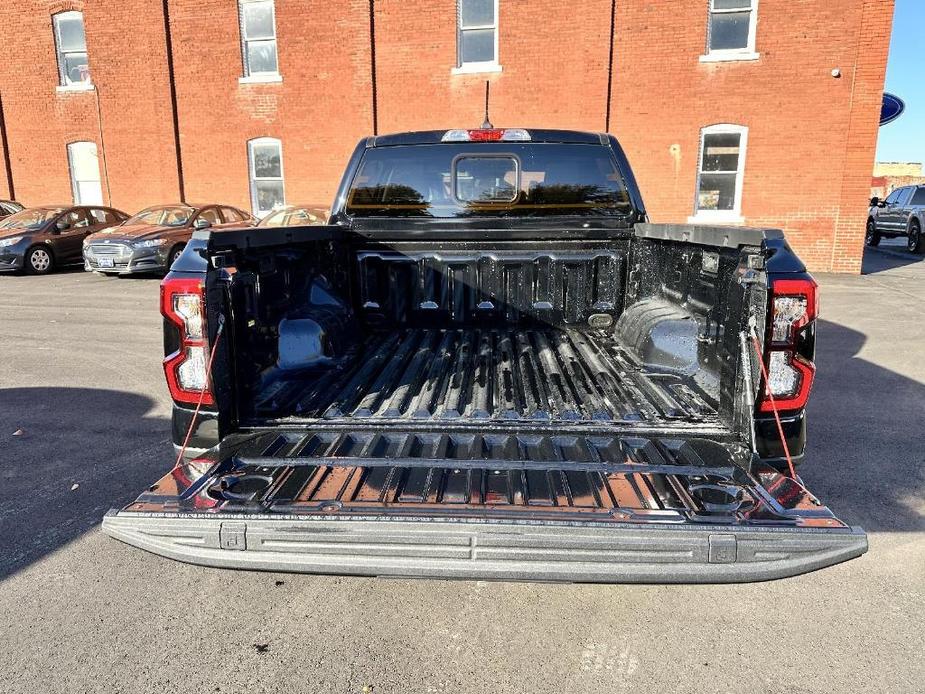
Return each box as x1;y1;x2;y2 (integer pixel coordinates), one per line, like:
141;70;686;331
47;1;85;15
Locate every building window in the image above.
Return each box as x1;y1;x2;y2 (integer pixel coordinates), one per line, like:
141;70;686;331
455;0;500;73
693;124;747;221
53;11;91;86
67;142;103;205
704;0;758;60
248;138;285;217
239;0;279;77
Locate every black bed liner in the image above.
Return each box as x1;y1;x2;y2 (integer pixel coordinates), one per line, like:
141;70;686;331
255;328;718;427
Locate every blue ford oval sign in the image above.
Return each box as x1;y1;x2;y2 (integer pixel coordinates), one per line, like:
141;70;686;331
881;93;905;126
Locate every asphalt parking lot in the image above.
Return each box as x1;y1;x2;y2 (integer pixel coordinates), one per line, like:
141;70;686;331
0;254;922;694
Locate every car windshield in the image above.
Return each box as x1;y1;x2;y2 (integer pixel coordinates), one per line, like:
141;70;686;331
259;207;329;227
0;208;65;230
125;206;193;227
345;143;632;218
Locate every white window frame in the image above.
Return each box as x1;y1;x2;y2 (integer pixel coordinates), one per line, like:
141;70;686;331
452;0;502;75
238;0;281;83
67;141;103;205
689;124;748;224
700;0;760;63
53;11;93;89
247;137;285;218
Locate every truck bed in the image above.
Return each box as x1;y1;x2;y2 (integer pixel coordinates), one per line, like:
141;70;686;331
253;328;719;429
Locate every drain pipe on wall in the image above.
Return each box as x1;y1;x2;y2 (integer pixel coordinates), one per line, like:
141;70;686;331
93;85;113;205
0;91;15;200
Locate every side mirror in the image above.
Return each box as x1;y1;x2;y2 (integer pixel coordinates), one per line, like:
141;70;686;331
192;218;211;230
870;197;880;208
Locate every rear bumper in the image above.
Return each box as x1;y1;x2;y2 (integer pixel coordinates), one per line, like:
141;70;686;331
83;246;170;274
0;252;24;271
101;512;867;584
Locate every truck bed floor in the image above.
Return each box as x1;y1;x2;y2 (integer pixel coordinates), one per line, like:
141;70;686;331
254;328;718;428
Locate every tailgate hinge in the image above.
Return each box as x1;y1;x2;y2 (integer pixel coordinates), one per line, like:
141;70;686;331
219;522;247;550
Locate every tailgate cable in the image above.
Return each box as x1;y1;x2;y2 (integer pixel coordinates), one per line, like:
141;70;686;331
174;313;225;467
748;324;797;479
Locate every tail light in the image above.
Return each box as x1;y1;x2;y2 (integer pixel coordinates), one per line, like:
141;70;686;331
161;277;213;405
759;278;817;413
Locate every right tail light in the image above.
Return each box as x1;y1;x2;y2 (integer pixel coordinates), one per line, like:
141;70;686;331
758;277;817;413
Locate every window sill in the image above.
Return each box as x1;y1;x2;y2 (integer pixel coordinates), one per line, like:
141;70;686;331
687;213;745;225
56;83;95;93
451;63;503;75
699;51;760;63
239;74;283;84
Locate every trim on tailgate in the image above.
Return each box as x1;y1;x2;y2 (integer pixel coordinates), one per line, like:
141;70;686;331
102;512;867;583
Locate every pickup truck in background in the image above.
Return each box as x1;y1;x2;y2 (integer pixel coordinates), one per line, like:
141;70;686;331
103;128;867;582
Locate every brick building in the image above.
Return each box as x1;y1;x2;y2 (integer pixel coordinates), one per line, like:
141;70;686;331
0;0;893;272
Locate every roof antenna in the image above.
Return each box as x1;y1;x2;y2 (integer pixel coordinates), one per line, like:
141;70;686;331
481;80;493;129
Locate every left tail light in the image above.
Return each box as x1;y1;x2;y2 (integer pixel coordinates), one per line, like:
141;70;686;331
161;277;213;405
758;277;817;413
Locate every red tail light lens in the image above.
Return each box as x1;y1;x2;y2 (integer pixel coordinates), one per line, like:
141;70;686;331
161;277;213;405
441;128;531;142
759;277;817;413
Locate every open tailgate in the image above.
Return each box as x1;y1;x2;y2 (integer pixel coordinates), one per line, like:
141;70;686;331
102;430;866;583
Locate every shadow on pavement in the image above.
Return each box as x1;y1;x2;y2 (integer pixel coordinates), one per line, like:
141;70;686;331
862;244;924;274
0;387;171;581
804;319;924;533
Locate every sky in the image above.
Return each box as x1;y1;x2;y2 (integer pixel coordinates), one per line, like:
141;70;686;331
875;1;923;164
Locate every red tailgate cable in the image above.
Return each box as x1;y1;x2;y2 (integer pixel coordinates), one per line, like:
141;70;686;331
174;314;225;467
749;325;797;479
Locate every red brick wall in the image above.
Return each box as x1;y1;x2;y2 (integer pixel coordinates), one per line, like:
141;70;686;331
0;0;180;212
610;0;893;273
0;0;893;272
168;0;373;210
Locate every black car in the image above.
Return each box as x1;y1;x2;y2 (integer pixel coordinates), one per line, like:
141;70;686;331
0;205;128;274
83;203;255;275
0;200;24;218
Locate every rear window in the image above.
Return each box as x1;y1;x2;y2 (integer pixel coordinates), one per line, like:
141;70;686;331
912;187;925;206
345;143;632;218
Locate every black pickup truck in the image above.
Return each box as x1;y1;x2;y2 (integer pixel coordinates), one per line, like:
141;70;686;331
103;128;866;582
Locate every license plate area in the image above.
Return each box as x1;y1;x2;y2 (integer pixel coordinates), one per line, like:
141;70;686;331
98;257;114;268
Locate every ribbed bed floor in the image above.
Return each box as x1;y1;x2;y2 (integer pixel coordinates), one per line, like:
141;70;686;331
254;328;718;426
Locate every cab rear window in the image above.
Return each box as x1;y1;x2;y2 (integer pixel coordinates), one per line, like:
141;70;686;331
345;143;632;218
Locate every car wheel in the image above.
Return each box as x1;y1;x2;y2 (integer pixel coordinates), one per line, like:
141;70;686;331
168;244;185;269
25;246;54;274
908;221;923;254
865;220;881;247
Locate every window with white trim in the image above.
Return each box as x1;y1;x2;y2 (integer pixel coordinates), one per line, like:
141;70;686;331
67;142;103;205
248;138;285;217
706;0;758;56
239;0;279;77
694;124;747;220
456;0;499;70
53;11;91;86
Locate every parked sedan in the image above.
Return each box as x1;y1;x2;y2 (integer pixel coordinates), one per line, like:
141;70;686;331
257;204;330;227
0;205;128;274
0;200;24;219
83;203;254;275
